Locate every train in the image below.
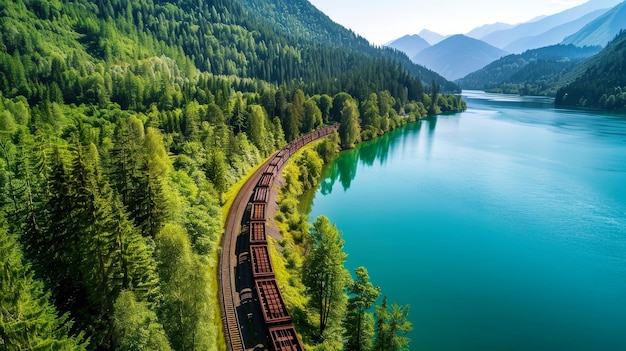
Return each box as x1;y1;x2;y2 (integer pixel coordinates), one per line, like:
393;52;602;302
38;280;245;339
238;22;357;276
240;124;338;351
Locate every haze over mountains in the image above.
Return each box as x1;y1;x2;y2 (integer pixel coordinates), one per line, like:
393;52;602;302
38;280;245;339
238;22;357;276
385;0;626;92
480;0;622;51
562;1;626;47
412;35;507;81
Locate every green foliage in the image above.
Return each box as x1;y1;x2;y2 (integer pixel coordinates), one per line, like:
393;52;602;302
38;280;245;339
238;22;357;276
0;217;87;351
556;30;626;110
315;131;340;163
373;297;413;351
344;267;381;351
302;216;349;343
155;224;216;351
296;149;324;192
339;99;361;149
112;291;172;351
458;44;602;96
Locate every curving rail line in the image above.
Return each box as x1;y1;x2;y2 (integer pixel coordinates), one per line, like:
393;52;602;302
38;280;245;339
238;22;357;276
219;125;339;351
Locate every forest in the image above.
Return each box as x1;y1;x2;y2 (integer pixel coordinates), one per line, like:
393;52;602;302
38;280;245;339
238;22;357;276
456;44;601;96
0;0;465;350
555;30;626;110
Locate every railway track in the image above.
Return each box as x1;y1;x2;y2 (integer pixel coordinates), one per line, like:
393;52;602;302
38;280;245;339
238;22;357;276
219;125;338;351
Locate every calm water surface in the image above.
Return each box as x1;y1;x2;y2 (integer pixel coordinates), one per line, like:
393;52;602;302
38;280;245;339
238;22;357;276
305;91;626;350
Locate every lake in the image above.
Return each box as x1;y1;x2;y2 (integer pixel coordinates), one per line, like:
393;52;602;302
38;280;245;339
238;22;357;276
304;90;626;350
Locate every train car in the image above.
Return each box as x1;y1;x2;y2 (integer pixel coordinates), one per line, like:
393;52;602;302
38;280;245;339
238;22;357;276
266;164;278;175
258;173;273;187
252;186;269;203
255;278;291;326
250;244;275;279
249;221;267;244
250;203;266;221
268;326;304;351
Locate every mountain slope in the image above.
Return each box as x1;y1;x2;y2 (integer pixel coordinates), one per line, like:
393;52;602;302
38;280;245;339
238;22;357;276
413;35;507;81
556;30;626;109
562;1;626;47
466;22;514;39
457;44;602;95
419;29;448;45
482;0;622;49
503;9;608;53
235;0;458;92
385;34;431;59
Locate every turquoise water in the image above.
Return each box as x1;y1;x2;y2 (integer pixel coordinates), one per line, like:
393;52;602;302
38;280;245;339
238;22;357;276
305;91;626;350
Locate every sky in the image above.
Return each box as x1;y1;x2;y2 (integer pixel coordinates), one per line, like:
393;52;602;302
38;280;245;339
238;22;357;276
307;0;590;45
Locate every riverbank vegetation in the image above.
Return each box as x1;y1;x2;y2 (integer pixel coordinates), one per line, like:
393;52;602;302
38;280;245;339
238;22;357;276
0;0;464;349
272;140;413;350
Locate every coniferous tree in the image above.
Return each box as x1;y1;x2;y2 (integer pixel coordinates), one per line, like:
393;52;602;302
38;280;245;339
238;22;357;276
373;296;413;351
133;128;170;238
428;80;441;115
0;217;87;351
374;296;391;351
344;266;381;351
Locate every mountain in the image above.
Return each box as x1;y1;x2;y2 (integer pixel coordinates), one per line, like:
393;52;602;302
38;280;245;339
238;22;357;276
385;34;431;58
556;29;626;109
233;0;458;92
457;44;602;96
235;0;371;49
481;0;622;49
412;35;507;81
561;1;626;47
503;9;608;53
466;23;514;39
419;29;448;45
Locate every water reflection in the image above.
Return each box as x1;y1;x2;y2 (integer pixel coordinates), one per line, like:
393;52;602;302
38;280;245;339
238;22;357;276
319;119;436;194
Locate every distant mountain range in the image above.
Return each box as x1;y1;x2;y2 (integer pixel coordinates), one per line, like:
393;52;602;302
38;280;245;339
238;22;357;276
384;0;626;96
503;9;608;53
419;29;448;45
480;0;622;51
412;35;507;81
561;1;626;47
466;23;514;40
385;35;431;58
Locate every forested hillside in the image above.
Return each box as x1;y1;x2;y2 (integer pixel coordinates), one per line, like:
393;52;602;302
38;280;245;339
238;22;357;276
0;0;464;350
235;0;457;92
556;30;626;109
457;44;601;96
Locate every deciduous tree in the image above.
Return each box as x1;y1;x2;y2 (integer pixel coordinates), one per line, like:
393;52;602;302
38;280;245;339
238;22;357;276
302;215;349;343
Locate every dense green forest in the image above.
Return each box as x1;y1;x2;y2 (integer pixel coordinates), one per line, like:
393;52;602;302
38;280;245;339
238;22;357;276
457;44;601;96
556;30;626;109
0;0;464;350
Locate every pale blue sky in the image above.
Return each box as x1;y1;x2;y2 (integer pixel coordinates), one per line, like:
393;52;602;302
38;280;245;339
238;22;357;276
308;0;590;44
